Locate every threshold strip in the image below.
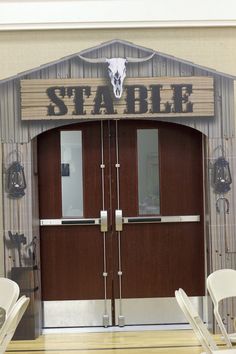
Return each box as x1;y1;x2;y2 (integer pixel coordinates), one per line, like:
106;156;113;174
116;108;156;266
7;344;202;352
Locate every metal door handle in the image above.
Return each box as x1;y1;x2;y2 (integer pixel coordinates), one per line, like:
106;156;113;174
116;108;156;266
123;215;200;224
100;210;108;232
41;212;109;232
115;209;123;231
40;218;100;226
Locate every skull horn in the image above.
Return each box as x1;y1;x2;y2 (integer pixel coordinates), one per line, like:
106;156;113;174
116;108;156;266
126;53;155;63
78;53;155;64
78;55;107;63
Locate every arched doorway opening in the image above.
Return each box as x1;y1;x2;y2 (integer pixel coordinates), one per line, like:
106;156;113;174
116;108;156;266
38;120;205;328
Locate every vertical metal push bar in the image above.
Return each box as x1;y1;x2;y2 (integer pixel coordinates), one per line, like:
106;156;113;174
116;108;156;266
100;121;109;327
115;120;125;327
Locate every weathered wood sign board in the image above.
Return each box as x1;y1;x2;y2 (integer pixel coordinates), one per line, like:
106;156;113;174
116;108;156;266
21;77;214;120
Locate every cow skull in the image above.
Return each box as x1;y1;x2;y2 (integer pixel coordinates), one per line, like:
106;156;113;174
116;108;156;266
78;53;154;99
106;58;127;99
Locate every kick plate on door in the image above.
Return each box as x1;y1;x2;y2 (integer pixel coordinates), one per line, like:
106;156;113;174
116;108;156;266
43;300;112;327
115;297;204;325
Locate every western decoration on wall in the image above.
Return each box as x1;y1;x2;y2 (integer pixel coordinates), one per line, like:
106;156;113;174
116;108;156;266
6;160;27;198
212;145;232;215
216;196;230;214
8;231;27;268
213;156;232;194
20;76;214;120
7;232;38;269
78;53;155;99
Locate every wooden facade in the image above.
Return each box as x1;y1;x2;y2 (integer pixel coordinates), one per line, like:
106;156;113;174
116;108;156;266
0;39;236;336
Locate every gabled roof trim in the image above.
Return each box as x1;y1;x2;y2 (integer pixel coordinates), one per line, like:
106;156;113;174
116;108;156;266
0;39;235;84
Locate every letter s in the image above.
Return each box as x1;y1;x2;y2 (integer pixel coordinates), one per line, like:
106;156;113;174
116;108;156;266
46;87;68;116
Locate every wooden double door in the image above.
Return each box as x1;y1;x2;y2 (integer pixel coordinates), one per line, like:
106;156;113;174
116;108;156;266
38;120;205;327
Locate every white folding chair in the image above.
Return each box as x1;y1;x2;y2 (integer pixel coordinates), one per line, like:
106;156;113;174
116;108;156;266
0;278;19;315
175;288;236;354
207;269;236;347
0;296;30;354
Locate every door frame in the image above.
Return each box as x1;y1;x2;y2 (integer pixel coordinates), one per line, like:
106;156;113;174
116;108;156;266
38;119;208;328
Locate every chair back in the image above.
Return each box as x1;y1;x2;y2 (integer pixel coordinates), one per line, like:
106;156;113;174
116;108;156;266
207;269;236;348
0;278;19;314
207;269;236;304
175;288;217;354
0;296;29;354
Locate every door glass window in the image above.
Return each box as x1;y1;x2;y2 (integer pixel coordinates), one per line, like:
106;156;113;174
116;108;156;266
60;131;84;217
137;129;160;215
